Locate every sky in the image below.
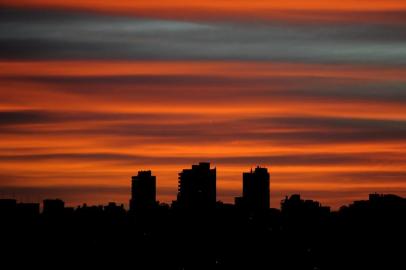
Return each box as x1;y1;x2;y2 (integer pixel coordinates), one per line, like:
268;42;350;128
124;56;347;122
1;1;406;209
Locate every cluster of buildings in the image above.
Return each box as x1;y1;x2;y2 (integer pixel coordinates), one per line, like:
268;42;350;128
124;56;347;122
0;199;40;217
4;161;401;216
0;197;127;218
130;162;270;212
0;162;271;216
0;198;68;217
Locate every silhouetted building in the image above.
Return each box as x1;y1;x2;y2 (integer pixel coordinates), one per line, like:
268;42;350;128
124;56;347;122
340;193;406;215
0;199;17;215
176;162;216;209
235;166;270;210
16;203;40;217
104;202;125;215
43;199;65;216
130;170;157;211
368;193;405;205
281;194;330;217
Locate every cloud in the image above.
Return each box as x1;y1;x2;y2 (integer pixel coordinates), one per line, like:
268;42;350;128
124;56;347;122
0;110;196;126
1;7;406;208
1;109;405;145
0;151;405;168
1;8;406;64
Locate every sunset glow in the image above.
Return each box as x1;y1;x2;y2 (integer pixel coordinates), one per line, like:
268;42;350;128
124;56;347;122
1;1;405;208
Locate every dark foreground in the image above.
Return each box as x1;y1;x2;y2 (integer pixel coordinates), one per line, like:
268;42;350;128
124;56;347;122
1;194;405;269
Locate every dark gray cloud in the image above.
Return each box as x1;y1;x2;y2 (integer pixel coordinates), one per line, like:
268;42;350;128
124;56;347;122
1;8;406;64
83;116;402;143
0;110;53;125
0;151;404;168
3;74;405;105
253;116;406;131
0;110;198;126
1;110;406;145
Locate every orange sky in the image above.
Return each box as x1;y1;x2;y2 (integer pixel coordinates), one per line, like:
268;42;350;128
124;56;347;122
1;60;406;208
7;0;406;11
1;2;406;209
5;0;406;23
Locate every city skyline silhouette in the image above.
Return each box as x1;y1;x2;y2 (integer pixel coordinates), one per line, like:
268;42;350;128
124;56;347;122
1;161;405;210
1;162;405;269
1;1;406;268
0;162;403;212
